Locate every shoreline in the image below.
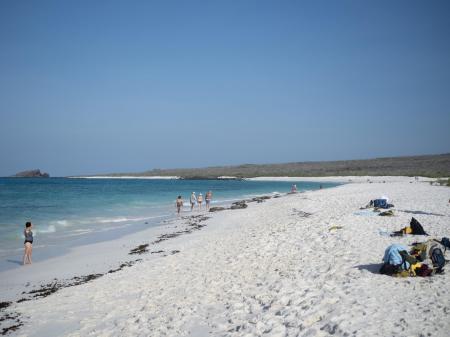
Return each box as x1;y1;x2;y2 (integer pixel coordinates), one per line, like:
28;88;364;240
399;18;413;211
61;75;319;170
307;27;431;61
0;199;247;274
65;175;441;183
0;179;336;274
1;177;449;336
0;192;292;334
0;185;309;301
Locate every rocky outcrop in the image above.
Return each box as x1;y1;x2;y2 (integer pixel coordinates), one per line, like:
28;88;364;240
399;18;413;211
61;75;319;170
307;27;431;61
251;196;271;203
209;207;226;212
13;169;50;178
230;201;248;210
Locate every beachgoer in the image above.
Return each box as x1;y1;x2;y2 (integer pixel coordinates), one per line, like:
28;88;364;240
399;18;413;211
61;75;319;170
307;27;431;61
320;184;323;189
190;192;196;211
205;190;212;211
176;195;184;216
23;222;33;265
197;193;203;211
291;184;297;193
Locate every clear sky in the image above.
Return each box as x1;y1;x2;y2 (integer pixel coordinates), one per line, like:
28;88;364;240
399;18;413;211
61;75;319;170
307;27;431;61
1;0;449;176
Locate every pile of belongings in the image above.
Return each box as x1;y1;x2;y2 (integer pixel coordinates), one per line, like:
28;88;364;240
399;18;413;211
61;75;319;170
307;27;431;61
391;217;429;236
361;196;395;210
379;238;449;277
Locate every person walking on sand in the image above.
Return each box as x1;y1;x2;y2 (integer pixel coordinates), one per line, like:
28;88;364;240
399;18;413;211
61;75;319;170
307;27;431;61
197;193;203;211
205;190;212;211
23;222;33;265
175;195;184;216
190;192;196;211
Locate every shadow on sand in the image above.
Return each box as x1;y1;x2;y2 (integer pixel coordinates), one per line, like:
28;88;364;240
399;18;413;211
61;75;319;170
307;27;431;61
355;263;382;274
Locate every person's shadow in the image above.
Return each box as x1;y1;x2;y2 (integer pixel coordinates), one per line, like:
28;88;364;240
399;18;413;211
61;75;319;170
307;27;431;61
6;259;23;266
355;263;382;274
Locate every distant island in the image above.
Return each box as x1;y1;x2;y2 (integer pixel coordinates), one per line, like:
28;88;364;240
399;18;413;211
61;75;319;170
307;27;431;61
80;153;450;179
13;169;50;178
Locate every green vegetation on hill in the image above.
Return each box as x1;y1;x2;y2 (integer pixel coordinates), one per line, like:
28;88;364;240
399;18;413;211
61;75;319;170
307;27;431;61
95;153;450;179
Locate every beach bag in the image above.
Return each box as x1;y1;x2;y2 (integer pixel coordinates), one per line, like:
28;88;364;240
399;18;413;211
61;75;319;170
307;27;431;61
403;227;413;234
373;199;388;209
430;245;445;273
440;237;450;252
410;217;428;235
379;263;402;275
415;264;433;277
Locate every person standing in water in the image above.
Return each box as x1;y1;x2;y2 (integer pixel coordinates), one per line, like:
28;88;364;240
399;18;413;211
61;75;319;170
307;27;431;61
23;222;33;265
190;192;196;211
205;190;212;211
175;195;184;216
197;193;203;211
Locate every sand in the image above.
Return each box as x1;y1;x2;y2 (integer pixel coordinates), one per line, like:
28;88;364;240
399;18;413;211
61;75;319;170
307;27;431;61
1;177;450;337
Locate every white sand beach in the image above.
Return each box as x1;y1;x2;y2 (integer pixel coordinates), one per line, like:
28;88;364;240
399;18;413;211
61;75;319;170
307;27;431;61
2;178;450;336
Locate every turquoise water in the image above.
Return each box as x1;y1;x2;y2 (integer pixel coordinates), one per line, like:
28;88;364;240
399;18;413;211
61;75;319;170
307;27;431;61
0;178;339;267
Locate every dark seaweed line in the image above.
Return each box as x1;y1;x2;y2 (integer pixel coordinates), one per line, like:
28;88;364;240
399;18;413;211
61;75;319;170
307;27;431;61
0;259;141;335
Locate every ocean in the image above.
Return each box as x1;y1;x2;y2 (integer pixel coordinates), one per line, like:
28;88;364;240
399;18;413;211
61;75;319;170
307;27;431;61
0;178;339;269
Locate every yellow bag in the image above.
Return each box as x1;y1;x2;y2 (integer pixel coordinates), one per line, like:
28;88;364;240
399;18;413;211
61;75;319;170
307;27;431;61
402;227;413;234
410;262;422;276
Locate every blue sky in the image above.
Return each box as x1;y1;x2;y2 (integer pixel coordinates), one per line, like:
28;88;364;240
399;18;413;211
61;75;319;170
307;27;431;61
1;0;449;176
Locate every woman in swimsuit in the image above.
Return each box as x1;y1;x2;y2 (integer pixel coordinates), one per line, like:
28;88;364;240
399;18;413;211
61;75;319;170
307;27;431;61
23;221;33;265
176;195;184;216
197;193;203;211
190;192;196;211
205;191;212;211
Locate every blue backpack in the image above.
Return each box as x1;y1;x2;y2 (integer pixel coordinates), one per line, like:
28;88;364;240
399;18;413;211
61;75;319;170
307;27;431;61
373;199;388;209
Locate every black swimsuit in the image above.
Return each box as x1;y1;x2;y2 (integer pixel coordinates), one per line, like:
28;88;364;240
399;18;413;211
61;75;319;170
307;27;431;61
24;230;33;244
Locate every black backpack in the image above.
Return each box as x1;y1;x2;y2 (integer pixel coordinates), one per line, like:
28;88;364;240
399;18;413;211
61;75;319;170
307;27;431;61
410;217;428;235
441;237;450;252
379;263;401;275
430;246;445;273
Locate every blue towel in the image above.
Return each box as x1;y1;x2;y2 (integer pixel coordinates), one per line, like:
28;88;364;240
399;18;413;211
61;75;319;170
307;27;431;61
382;244;410;269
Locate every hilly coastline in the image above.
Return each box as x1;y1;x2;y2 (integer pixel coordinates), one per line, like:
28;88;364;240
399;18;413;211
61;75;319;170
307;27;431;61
89;153;450;179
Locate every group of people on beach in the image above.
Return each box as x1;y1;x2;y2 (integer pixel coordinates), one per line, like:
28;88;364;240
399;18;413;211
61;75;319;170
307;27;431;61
176;190;213;215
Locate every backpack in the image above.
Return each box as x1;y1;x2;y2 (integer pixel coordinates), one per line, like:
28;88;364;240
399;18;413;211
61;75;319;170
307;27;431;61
415;264;433;277
430;245;445;273
410;217;428;235
379;263;402;275
373;199;388;209
441;237;450;252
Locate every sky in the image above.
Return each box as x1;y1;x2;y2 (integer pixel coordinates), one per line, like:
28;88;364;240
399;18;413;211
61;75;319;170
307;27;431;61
0;0;449;176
